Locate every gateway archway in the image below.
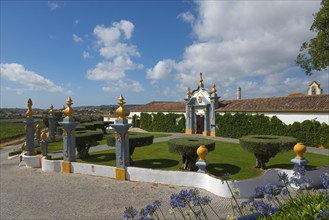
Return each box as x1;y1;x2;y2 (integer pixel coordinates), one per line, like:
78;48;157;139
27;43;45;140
184;73;219;136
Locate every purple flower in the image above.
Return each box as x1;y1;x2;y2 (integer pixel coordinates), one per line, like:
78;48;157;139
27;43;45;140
320;173;329;189
256;201;277;216
123;206;138;219
281;188;289;196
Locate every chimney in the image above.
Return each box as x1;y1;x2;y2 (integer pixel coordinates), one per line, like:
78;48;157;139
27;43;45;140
237;86;241;100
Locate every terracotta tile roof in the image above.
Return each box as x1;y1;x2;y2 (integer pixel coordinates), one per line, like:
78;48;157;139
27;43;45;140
131;101;185;112
216;94;329;113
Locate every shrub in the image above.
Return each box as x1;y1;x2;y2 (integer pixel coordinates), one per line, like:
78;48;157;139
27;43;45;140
76;130;103;158
56;127;63;135
8;149;23;157
140;112;186;133
168;138;215;171
107;132;154;163
239;135;297;169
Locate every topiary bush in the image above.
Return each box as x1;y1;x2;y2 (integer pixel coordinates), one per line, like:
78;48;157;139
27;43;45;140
107;132;154;164
76;130;103;159
239;135;297;170
168;138;215;171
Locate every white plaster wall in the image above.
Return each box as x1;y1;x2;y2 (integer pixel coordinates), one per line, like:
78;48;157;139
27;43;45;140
42;157;62;172
71;162;116;178
22;153;41;168
40;160;328;198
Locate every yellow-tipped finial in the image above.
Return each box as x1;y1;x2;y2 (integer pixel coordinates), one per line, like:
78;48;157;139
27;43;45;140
186;87;191;97
26;98;33;118
199;72;203;84
49;104;54;115
116;95;126;120
63;97;74;119
211;84;217;94
41;128;48;141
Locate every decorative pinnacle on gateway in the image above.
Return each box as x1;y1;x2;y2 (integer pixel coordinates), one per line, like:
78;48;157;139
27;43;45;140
63;97;74;119
49;104;54;115
186;87;191;97
211;84;217;94
199;72;203;84
26;98;33;118
116;95;126;120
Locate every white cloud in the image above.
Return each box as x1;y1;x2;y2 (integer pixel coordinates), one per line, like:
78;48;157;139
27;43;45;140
82;51;91;60
87;20;144;93
73;34;83;43
149;1;325;99
102;79;144;93
177;11;195;24
48;1;59;11
0;63;71;94
74;20;79;25
146;59;176;81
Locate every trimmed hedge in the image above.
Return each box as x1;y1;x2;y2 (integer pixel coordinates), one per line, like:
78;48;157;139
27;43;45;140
76;130;103;158
168;138;215;171
107;132;154;156
140;112;185;133
216;113;329;148
239;135;297;169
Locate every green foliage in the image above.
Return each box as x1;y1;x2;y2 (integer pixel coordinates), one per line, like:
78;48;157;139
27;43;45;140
106;132;154;156
140;112;185;133
76;130;104;158
140;113;153;131
268;193;329;220
168;138;215;156
132;114;138;127
0;119;25;143
239;135;297;169
216;113;329;148
8;149;23;156
168;138;215;170
296;0;329;75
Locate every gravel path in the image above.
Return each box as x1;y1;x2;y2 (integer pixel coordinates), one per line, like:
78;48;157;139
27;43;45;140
0;144;235;220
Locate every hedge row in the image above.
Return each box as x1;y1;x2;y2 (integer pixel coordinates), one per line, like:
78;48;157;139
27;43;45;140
76;130;104;158
139;112;185;133
107;132;154;153
216;113;329;148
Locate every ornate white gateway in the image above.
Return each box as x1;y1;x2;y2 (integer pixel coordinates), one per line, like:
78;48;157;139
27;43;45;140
185;73;219;136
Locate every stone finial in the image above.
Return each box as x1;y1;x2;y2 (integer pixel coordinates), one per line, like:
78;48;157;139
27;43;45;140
294;142;306;159
211;84;217;94
49;104;54;115
41;128;48;141
186;87;191;97
199;72;203;84
63;97;74;119
26;98;33;118
35;123;40;130
116;95;126;120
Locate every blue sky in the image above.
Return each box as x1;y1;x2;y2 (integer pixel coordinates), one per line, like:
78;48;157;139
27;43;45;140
1;1;328;109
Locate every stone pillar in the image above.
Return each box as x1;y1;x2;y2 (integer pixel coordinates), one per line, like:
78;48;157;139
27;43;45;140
185;87;192;134
48;104;56;142
196;145;208;173
59;97;79;173
209;84;219;137
189;107;195;134
111;95;132;181
34;123;41;147
203;107;210;136
40;128;48;157
24;98;35;156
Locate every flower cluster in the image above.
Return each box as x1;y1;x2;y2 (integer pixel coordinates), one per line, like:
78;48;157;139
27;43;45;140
320;172;329;189
289;164;313;191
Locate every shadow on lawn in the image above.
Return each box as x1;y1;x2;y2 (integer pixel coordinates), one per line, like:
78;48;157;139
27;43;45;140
134;159;179;169
267;163;318;170
207;163;241;176
82;152;116;163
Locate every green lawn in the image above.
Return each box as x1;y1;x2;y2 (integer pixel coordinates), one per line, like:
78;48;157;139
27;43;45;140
0;119;25;143
77;141;329;180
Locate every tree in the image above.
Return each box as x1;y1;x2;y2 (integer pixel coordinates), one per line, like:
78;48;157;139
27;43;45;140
296;0;329;75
